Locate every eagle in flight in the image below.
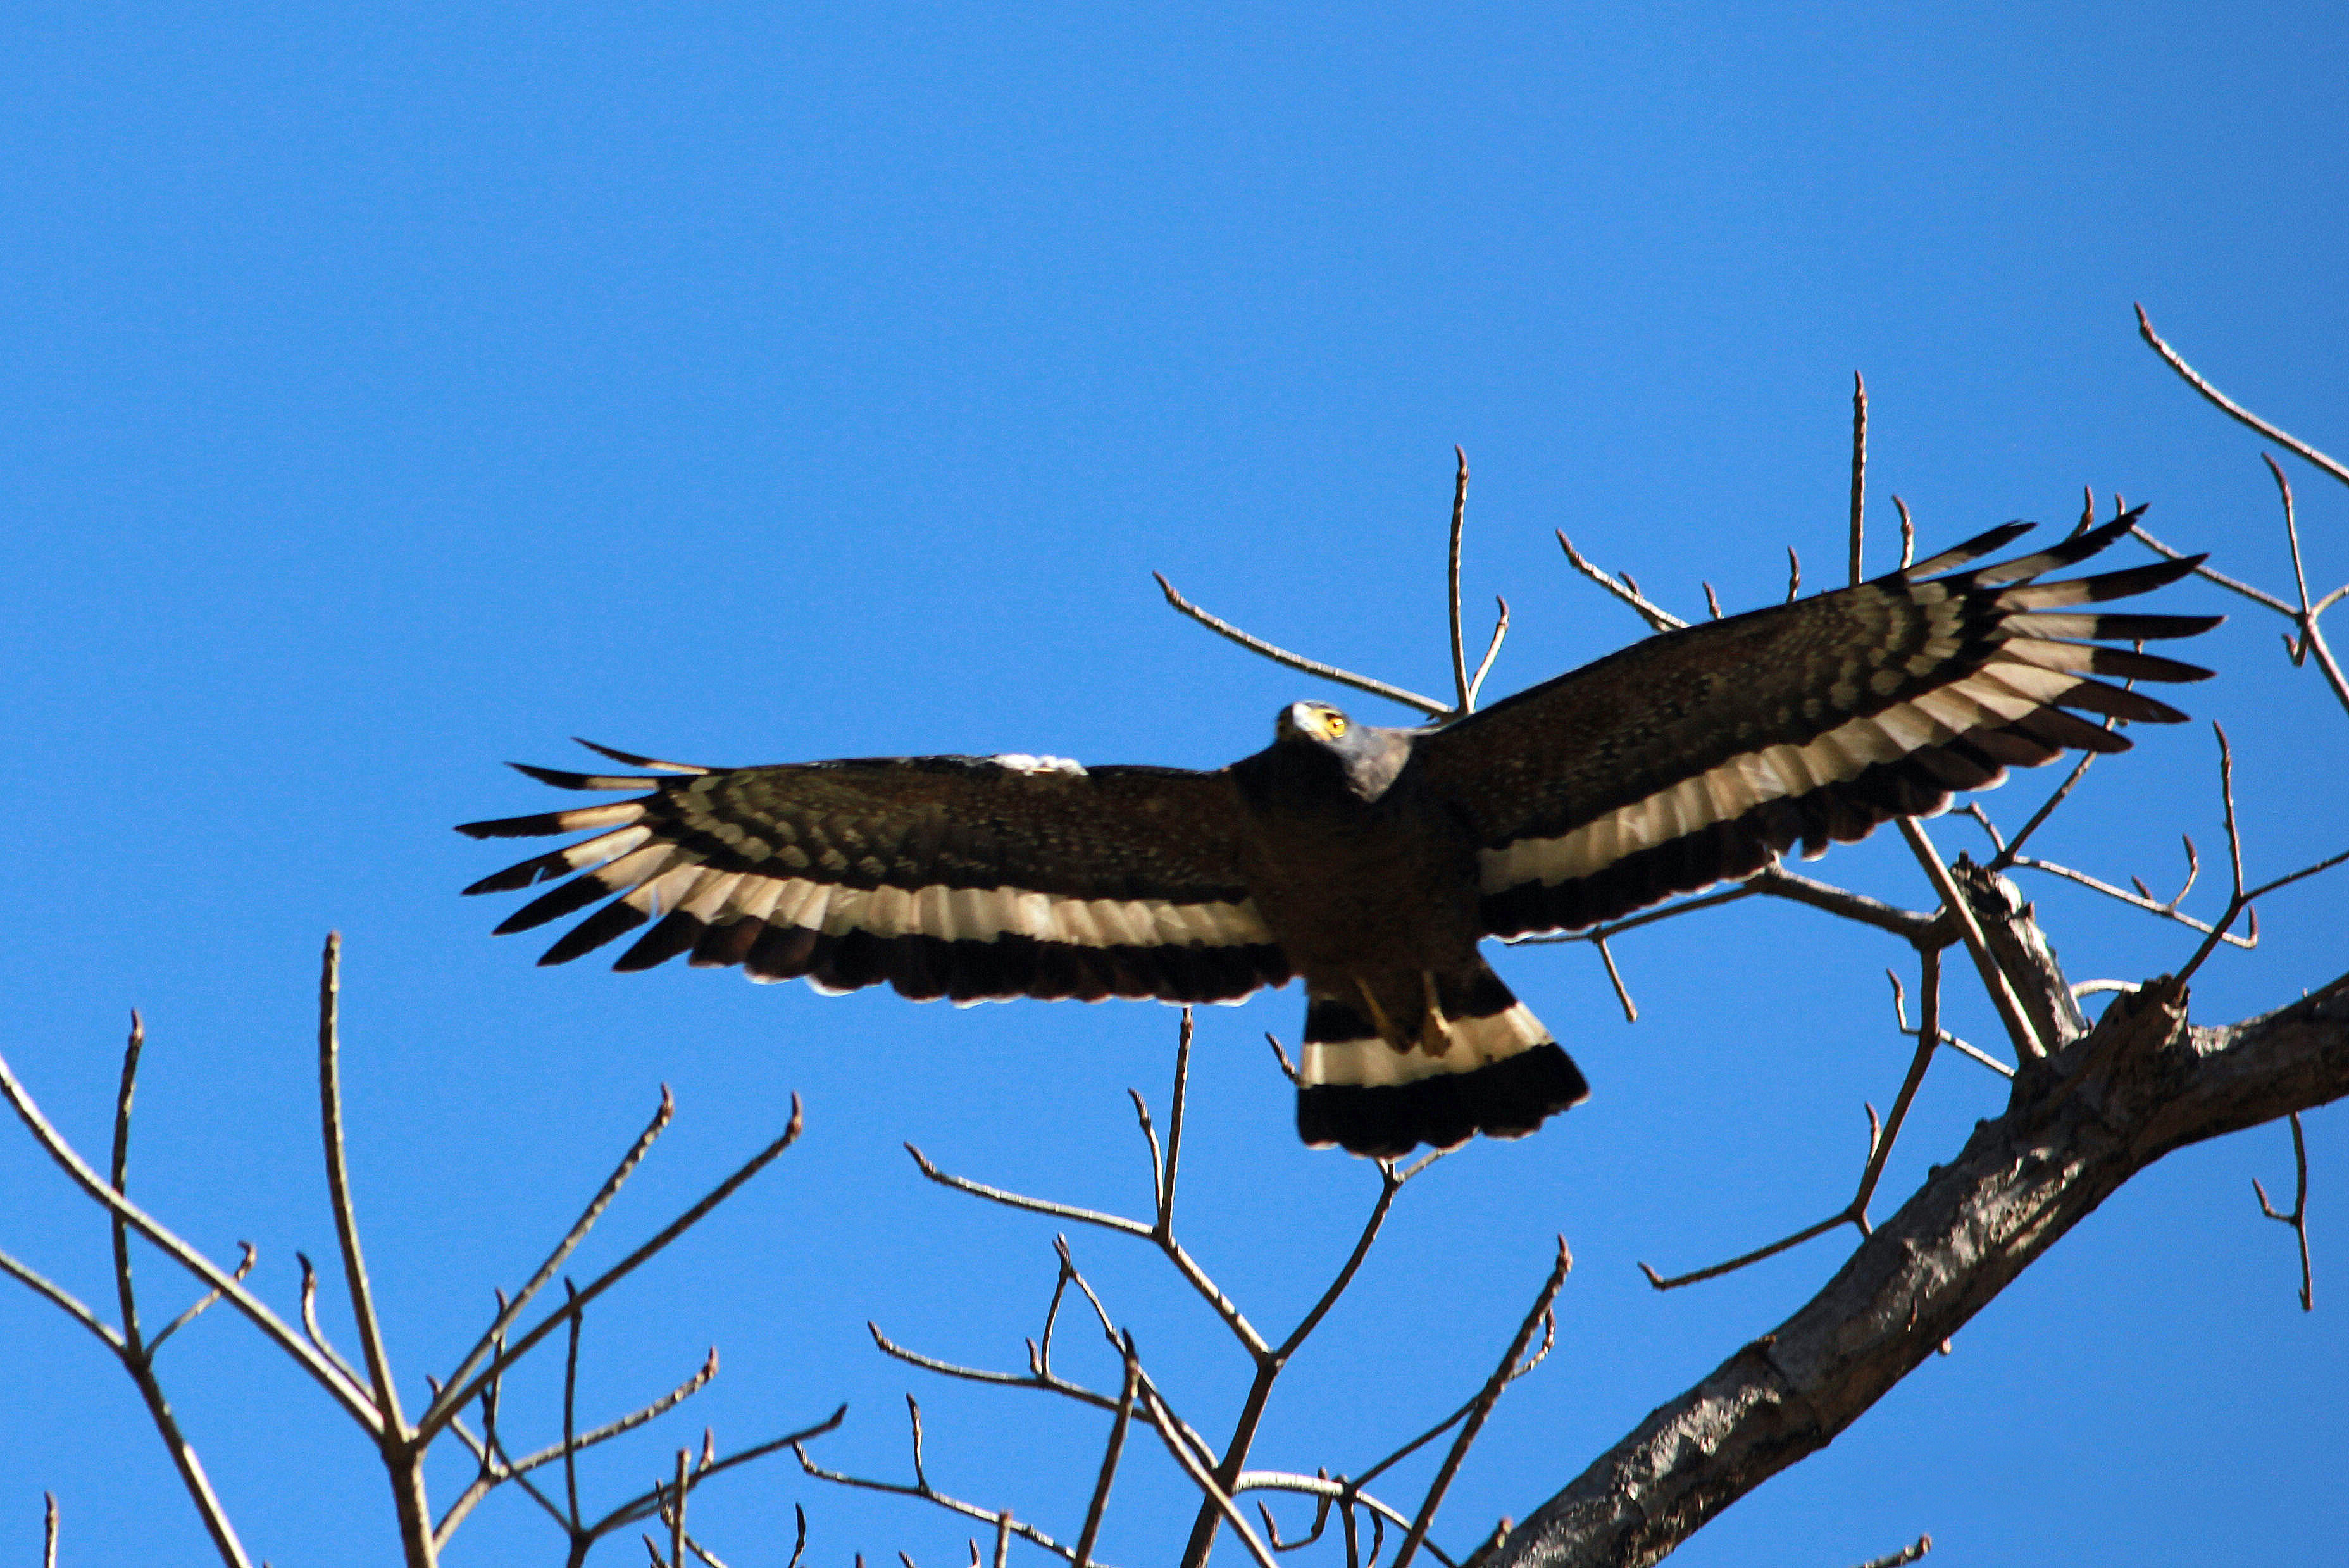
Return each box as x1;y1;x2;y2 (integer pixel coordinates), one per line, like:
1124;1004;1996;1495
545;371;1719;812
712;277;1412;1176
461;514;2216;1157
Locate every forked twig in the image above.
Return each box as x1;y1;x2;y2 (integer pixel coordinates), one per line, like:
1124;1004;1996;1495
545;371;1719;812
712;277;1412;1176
428;1095;807;1440
1392;1240;1572;1568
430;1084;681;1432
1555;531;1688;633
795;1438;1074;1562
1643;951;1947;1290
2252;1111;2315;1312
1898;818;2046;1061
2134;306;2349;718
2175;726;2349;986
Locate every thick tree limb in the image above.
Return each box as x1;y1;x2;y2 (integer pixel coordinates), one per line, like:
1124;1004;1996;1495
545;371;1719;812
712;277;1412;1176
1491;967;2349;1568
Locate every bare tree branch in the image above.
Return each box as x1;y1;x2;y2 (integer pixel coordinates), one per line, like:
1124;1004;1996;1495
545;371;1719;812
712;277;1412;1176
1492;969;2349;1567
1152;571;1451;717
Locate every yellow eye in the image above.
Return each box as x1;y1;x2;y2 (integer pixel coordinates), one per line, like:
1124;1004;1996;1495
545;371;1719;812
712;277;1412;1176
1324;712;1349;737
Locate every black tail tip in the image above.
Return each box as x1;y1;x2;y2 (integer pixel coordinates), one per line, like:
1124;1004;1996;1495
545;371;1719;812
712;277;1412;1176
1297;1043;1590;1158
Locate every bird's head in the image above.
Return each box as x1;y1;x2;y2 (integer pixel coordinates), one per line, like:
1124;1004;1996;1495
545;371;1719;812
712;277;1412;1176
1277;700;1354;748
1274;701;1410;800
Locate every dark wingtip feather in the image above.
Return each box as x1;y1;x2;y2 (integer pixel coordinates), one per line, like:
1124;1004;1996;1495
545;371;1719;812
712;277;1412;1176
499;873;625;937
613;911;706;972
539;901;650;965
509;761;657;790
464;850;576;896
455;809;587;840
1902;521;2036;579
573;738;711;773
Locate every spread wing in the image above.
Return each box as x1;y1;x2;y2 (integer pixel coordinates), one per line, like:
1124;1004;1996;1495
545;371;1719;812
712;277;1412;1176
1414;512;2222;938
458;745;1290;1004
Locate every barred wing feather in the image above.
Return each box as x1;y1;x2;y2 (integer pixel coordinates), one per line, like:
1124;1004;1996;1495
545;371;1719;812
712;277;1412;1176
1415;511;2222;938
458;749;1290;1005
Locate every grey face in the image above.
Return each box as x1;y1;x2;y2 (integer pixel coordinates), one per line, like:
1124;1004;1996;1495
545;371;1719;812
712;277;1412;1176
1274;701;1411;802
1276;700;1354;749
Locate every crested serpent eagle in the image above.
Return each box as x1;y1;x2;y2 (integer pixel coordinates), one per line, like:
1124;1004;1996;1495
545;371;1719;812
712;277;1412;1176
460;513;2219;1157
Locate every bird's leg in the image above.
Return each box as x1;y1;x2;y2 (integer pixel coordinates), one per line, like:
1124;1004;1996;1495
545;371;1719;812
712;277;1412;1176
1352;976;1410;1052
1418;971;1457;1057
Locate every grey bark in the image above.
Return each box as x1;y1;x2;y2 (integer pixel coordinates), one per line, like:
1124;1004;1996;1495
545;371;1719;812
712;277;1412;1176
1485;962;2349;1568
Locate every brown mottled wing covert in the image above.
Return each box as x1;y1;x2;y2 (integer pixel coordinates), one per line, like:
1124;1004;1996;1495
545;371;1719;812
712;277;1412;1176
1415;512;2222;938
458;748;1290;1004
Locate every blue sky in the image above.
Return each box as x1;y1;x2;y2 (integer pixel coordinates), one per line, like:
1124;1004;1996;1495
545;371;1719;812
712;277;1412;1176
2;4;2345;1565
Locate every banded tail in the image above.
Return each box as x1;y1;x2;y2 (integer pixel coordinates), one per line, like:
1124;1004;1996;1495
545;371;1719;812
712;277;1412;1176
1293;964;1588;1157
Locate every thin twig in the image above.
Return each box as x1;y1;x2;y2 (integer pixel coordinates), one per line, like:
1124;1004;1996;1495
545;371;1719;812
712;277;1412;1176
1555;532;1688;632
296;1253;366;1390
432;1085;678;1429
147;1241;258;1355
0;1051;381;1432
906;1144;1269;1359
1393;1240;1573;1568
1848;371;1867;587
430;1097;806;1440
1507;863;1941;949
317;935;406;1439
1153;572;1450;717
1986;750;2098;873
1161;1009;1192;1233
2004;855;2254;946
795;1441;1074;1562
2130;520;2300;614
1233;1476;1450;1567
2137;304;2349;486
1594;937;1636;1023
1893;495;1914;569
1888;969;2013;1079
1354;1311;1556;1492
1750;864;1943;943
564;1283;585;1528
1073;1337;1143;1568
2264;452;2349;718
1644;951;1949;1290
0;1250;123;1352
1466;598;1509;712
1144;1384;1280;1568
2252;1112;2314;1312
1897;819;2045;1061
1449;448;1472;713
579;1407;845;1543
499;1348;720;1478
1850;950;1943;1228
